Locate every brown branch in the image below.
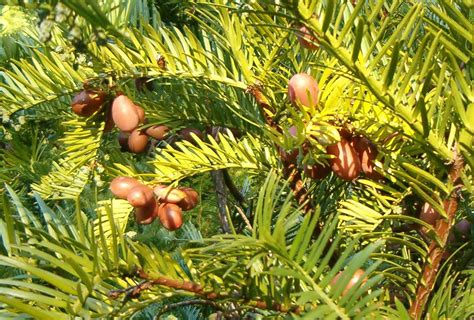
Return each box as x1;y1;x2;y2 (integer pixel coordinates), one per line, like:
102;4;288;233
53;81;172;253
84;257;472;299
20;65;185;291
211;170;232;234
409;155;464;319
108;269;301;316
223;169;246;205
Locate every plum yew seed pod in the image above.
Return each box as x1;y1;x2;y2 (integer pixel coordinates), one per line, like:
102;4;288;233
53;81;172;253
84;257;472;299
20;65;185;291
326;139;361;181
135;200;157;225
110;176;141;199
288;73;320;110
111;94;140;132
158;203;183;231
127;185;154;208
153;185;187;204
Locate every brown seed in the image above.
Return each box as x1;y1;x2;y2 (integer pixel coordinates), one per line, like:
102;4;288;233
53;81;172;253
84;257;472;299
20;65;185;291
304;162;331;180
420;202;441;226
110;176;141;199
297;25;319;50
454;219;471;237
350;136;383;181
135;200;157;225
288;73;319;108
157;203;183;231
153;185;187;204
118;131;130;151
103;104;115;133
111;94;140;132
134;105;146;123
145;125;170;140
128;129;149;153
327;139;361;181
127;185;154;208
179;128;204;143
178;187;199;211
331;269;367;296
71;89;106;117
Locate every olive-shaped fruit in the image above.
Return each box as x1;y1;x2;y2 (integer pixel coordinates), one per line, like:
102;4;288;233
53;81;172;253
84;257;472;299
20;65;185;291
350;136;382;180
153;185;187;204
179;128;204;143
304;162;331;180
127;185;154;208
118;131;130;151
420;202;441;226
297;25;319;50
71;89;106;117
158;203;183;231
128;129;149;153
178;187;199;211
326;139;361;181
454;219;471;237
288;73;319;109
145;125;169;140
111;94;140;132
134;105;146;123
110;176;141;199
135;200;157;225
331;269;366;296
103;105;115;133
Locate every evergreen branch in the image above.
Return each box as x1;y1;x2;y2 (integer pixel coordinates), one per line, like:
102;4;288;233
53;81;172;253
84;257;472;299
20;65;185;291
147;133;275;183
109;269;302;315
409;154;464;319
210;170;232;234
222;169;245;205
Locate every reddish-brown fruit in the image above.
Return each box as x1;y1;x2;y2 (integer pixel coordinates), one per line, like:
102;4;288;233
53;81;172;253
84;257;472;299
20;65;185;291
178;187;199;211
331;269;367;296
297;25;319;50
351;136;383;180
420;202;441;227
110;176;141;199
118;131;130;151
134;105;146;123
127;129;149;153
453;219;471;241
158;203;183;231
127;185;154;208
145;125;169;140
71;90;106;117
288;73;320;108
103;105;115;132
111;94;140;132
326;139;362;181
153;185;187;204
279;147;299;163
180;128;204;143
304;162;331;180
135;200;157;224
339;128;353;140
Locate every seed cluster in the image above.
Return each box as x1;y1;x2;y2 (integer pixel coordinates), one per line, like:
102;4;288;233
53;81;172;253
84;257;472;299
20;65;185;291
110;176;198;231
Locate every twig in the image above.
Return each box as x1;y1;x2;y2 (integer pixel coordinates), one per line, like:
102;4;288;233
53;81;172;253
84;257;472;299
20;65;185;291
223;169;246;205
235;205;253;231
108;269;302;316
211;170;232;233
409;155;464;319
